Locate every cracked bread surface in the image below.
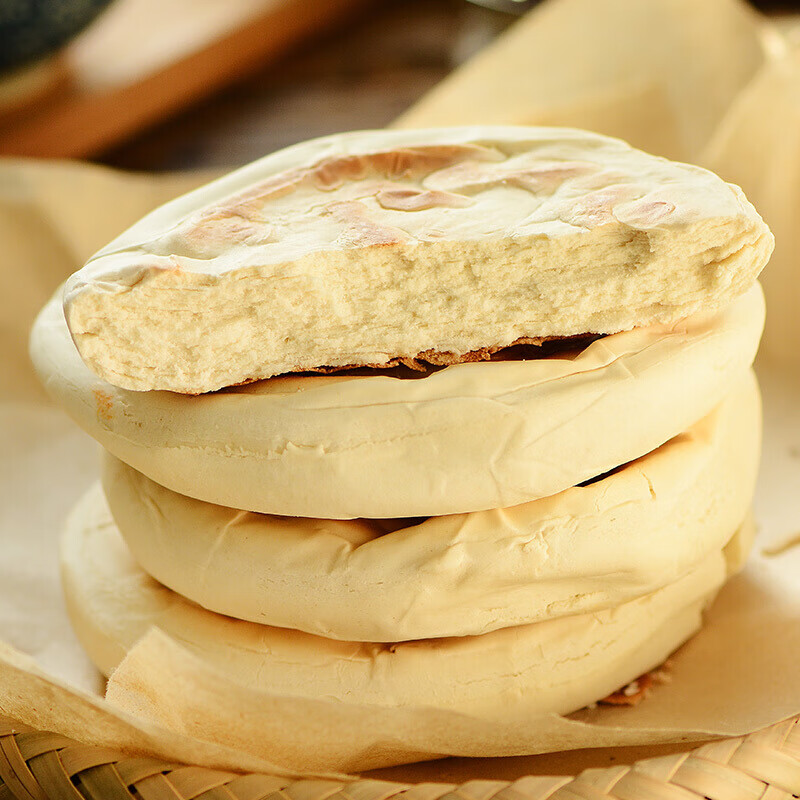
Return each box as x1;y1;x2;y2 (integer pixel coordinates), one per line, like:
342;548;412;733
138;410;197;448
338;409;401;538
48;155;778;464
62;126;772;394
102;373;760;641
62;482;738;720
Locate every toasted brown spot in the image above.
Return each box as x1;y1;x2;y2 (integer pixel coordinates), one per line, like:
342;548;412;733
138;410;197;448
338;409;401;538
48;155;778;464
233;168;308;209
330;145;499;183
232;144;499;207
426;160;596;195
600;674;653;707
176;213;273;257
617;200;676;227
562;184;641;228
309;147;486;189
599;661;673;707
325;200;410;248
375;187;472;212
93;389;113;422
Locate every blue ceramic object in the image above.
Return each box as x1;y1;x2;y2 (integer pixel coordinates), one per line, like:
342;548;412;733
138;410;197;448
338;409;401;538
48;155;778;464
0;0;115;72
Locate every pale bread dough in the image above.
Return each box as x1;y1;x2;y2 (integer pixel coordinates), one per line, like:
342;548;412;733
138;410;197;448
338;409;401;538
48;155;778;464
31;285;765;519
61;126;772;393
61;483;743;720
103;373;760;641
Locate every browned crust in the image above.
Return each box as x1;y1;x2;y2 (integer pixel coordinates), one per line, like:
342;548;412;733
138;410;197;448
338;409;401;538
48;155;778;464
179;144;501;254
599;661;673;707
297;333;602;378
207;334;602;395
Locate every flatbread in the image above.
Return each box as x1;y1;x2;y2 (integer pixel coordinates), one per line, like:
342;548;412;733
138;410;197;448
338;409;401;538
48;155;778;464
62;483;744;721
31;284;765;518
103;373;760;641
61;126;772;393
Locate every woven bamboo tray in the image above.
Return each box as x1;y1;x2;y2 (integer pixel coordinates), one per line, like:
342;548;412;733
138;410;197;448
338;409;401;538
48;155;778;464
1;713;798;800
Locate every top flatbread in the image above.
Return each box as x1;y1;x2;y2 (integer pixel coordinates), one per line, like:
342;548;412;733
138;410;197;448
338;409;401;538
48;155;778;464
63;126;772;393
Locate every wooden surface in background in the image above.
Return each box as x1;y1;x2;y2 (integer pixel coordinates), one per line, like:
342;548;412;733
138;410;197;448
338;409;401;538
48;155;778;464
101;0;514;171
0;0;373;159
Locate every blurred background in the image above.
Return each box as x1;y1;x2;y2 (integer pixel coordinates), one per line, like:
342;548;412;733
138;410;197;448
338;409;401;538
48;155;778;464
0;0;795;172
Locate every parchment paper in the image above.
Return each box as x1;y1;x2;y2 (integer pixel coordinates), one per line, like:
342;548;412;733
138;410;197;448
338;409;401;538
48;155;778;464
394;0;775;162
1;0;800;779
702;47;800;367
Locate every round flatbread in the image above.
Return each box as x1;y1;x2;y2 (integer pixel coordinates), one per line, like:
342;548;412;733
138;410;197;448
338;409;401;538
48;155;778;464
61;483;744;720
60;126;772;394
104;373;760;641
32;284;764;518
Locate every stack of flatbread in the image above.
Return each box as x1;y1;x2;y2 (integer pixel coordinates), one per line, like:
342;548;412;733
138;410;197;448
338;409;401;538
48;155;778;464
30;125;772;763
